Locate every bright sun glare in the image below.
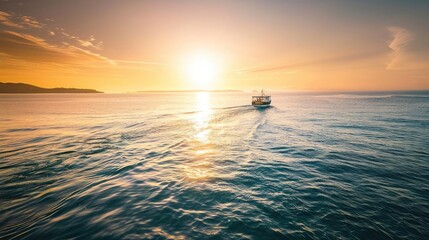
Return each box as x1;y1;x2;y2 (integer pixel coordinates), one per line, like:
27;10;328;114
185;51;219;89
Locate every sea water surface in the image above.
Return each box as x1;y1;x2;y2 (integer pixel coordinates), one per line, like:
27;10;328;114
1;92;428;239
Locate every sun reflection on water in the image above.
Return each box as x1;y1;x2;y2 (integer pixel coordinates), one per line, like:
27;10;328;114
193;92;212;143
184;92;216;181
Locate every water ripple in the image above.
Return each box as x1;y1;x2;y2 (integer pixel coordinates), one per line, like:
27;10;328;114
1;93;429;239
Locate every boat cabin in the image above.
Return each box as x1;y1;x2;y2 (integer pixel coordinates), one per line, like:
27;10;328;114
252;95;271;104
252;90;271;106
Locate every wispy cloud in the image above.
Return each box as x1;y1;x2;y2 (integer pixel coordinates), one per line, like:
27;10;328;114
20;15;44;28
237;51;382;74
0;11;24;28
0;28;165;70
0;30;112;66
0;10;166;85
388;27;413;54
0;12;122;65
59;30;103;50
114;60;167;66
0;11;44;29
0;11;104;52
77;38;103;50
386;26;414;70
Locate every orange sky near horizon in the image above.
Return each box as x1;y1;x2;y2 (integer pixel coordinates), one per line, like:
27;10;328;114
0;0;428;93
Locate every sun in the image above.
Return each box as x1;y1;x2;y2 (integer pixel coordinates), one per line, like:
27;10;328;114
184;51;219;89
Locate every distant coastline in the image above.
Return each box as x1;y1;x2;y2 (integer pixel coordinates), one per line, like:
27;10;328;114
0;82;102;93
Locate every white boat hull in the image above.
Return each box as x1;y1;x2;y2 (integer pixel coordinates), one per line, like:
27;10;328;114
252;103;271;108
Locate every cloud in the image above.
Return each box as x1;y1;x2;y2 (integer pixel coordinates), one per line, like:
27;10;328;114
386;26;429;70
77;38;102;50
59;31;103;50
386;26;415;70
0;11;44;29
0;11;163;66
0;30;112;66
237;51;383;74
20;16;44;28
0;11;106;59
114;60;166;66
0;29;165;73
0;11;24;28
0;11;165;82
388;27;413;54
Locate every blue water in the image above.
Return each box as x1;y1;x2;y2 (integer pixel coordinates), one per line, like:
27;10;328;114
1;92;428;239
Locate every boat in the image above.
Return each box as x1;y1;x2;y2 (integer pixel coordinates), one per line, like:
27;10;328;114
252;90;271;107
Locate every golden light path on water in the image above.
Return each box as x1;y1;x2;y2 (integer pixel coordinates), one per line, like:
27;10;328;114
185;92;215;180
193;92;212;143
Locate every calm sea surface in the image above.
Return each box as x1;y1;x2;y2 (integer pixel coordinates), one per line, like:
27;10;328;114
1;92;428;239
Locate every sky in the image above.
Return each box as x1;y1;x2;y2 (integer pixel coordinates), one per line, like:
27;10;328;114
0;0;428;92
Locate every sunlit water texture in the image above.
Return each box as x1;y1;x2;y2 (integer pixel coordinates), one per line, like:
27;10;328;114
1;92;429;239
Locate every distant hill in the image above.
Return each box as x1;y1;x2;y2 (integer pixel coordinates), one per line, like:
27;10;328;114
0;82;102;93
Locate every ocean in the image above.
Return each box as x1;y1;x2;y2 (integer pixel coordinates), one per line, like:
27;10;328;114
1;92;428;239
